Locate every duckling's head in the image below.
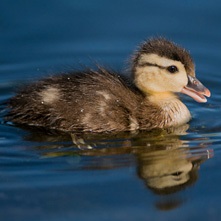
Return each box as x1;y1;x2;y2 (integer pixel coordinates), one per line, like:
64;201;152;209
132;38;210;102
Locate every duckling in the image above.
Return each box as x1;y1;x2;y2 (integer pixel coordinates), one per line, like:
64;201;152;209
5;38;210;133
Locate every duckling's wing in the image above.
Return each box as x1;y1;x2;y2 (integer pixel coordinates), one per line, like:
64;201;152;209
5;69;142;132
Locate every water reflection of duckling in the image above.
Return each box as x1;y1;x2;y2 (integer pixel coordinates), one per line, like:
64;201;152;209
5;38;210;132
22;125;213;197
137;145;212;195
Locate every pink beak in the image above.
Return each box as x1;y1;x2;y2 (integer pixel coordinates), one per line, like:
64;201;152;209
181;75;211;103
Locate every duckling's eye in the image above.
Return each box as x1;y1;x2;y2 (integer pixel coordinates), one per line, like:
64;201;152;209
167;65;178;74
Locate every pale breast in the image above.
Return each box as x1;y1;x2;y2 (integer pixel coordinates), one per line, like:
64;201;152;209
161;99;191;127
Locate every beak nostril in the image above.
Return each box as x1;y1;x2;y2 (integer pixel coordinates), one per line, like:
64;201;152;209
193;80;198;85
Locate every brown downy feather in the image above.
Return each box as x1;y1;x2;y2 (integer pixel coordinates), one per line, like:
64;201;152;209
5;38;199;133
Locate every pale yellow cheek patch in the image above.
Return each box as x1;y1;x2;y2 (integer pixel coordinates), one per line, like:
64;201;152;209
135;53;188;93
39;87;60;104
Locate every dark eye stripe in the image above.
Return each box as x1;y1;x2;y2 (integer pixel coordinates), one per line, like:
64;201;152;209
137;62;166;69
138;62;179;74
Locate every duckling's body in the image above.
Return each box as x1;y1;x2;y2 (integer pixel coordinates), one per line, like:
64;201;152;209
6;69;190;132
5;38;210;133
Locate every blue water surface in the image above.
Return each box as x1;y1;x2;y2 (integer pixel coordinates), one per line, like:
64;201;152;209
1;1;221;221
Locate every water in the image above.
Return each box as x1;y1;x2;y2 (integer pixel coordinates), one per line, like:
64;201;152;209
1;0;221;220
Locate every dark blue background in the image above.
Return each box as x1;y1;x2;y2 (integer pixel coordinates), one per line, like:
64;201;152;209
0;1;221;220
